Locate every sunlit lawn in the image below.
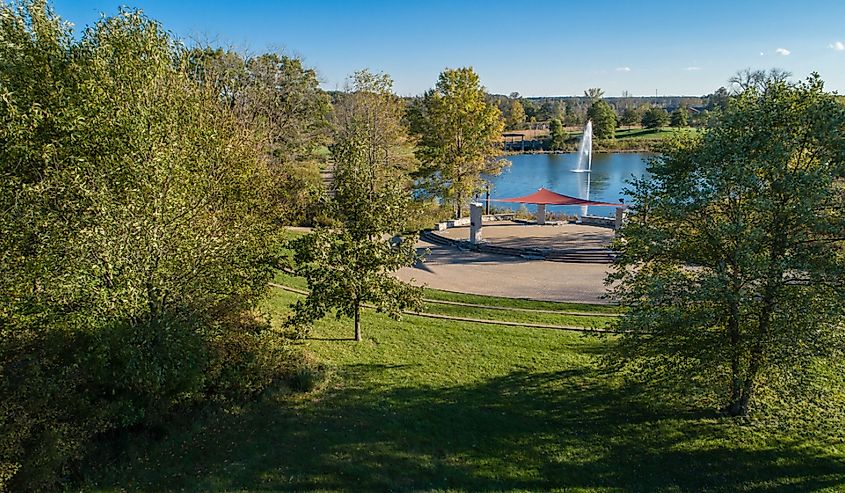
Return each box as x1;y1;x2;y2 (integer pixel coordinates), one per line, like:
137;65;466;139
82;287;845;492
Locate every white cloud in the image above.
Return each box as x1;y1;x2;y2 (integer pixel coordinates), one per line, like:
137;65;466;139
615;66;631;72
684;66;702;71
829;41;845;51
775;47;791;56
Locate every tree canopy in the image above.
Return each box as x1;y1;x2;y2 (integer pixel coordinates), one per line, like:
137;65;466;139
547;118;567;150
187;47;332;224
413;67;506;218
608;73;845;417
670;106;689;127
0;3;292;489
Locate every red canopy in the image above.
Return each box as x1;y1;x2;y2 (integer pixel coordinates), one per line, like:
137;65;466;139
498;187;625;207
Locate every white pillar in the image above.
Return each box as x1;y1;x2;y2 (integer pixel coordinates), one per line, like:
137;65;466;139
615;207;624;229
470;202;483;244
536;203;546;225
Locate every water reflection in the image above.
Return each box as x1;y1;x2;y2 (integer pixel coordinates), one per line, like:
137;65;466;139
489;153;651;217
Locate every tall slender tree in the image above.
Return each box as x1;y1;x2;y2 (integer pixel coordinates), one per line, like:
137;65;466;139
288;71;422;341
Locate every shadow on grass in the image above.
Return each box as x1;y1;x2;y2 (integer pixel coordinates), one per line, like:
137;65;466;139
86;365;845;492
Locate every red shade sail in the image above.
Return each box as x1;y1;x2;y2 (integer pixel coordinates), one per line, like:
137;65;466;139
497;187;625;207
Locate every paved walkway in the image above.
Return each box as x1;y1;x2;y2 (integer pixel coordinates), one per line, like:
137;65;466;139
396;238;614;304
438;221;615;251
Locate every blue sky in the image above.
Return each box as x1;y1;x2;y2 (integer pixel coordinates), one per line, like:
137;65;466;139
53;0;845;97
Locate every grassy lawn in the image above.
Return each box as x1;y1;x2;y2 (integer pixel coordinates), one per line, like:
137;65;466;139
614;127;699;140
81;287;845;492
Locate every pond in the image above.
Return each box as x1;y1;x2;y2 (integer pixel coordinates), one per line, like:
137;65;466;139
486;152;653;217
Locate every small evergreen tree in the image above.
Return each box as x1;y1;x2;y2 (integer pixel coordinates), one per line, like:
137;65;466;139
670;106;689;127
547;118;567;150
641;106;669;129
587;99;617;138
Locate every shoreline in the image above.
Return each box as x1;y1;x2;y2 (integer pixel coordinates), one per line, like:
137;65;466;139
504;148;657;156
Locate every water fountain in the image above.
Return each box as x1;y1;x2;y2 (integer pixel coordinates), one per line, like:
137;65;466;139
572;120;592;218
573;120;593;173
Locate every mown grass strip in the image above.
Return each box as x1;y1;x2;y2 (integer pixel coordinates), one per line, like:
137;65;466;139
269;282;619;333
422;297;621;317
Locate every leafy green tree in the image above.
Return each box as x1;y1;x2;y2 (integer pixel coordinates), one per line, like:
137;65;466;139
187;48;332;224
508;99;526;129
641;106;669;129
706;86;730;111
670;106;689;127
414;67;506;218
547;118;567;150
0;3;288;489
608;73;845;417
289;71;422;342
587;99;617;138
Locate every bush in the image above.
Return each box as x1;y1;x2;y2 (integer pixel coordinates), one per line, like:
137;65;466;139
0;3;297;490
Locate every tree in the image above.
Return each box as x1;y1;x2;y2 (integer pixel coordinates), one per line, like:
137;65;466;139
0;3;286;488
621;106;641;126
547;118;567;150
187;48;332;224
729;67;791;94
670;106;689;127
587;99;617;138
507;99;526;129
641;106;669;129
288;71;422;342
414;67;506;218
584;87;605;101
608;73;845;417
706;86;730;111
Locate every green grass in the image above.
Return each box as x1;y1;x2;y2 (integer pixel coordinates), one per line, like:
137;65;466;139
81;287;845;492
613;127;699;140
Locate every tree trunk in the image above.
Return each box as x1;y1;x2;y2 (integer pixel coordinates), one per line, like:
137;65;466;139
455;190;463;219
727;296;743;413
353;302;361;342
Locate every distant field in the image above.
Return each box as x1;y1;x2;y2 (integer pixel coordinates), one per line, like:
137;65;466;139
502;126;699;145
614;127;699;140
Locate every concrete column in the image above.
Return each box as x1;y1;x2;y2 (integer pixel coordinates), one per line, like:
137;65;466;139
536;203;546;225
615;207;624;229
469;202;483;244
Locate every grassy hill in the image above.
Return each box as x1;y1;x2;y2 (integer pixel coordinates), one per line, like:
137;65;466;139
81;285;845;492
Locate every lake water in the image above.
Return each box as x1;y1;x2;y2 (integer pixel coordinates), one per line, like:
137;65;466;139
486;152;652;217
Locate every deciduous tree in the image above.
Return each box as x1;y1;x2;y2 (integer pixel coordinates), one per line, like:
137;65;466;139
187;48;332;223
288;71;422;341
413;67;506;218
608;73;845;417
0;3;287;488
508;99;526;129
